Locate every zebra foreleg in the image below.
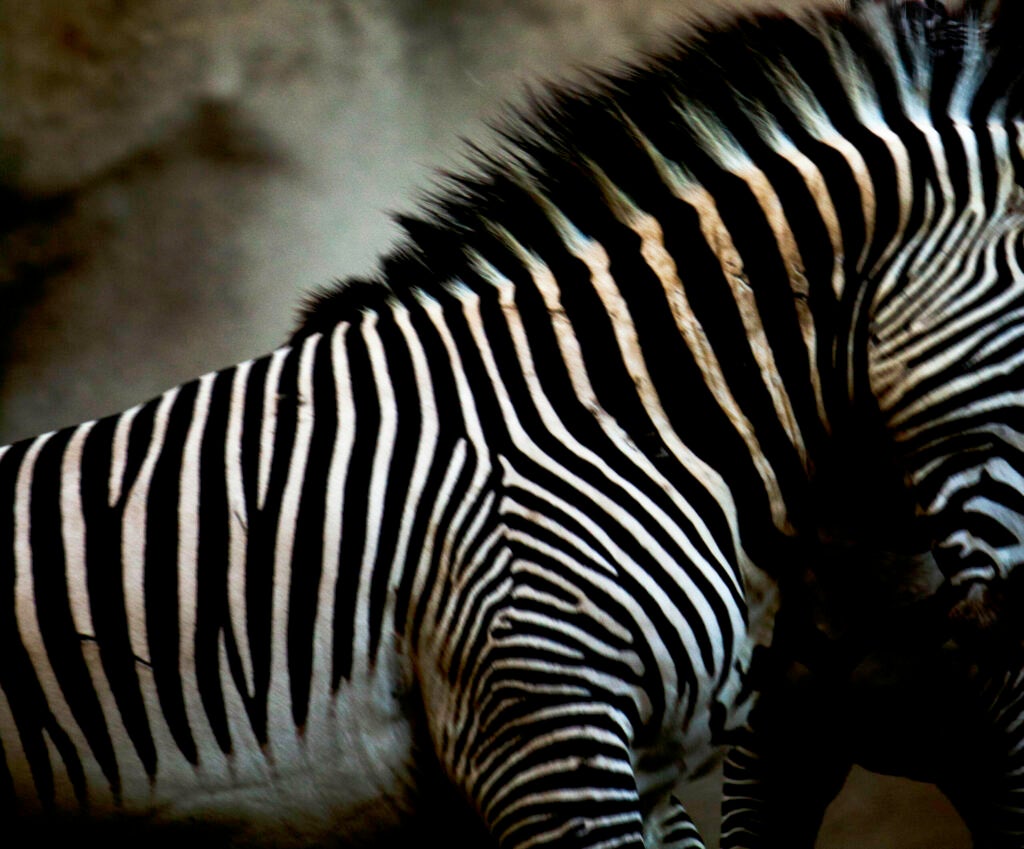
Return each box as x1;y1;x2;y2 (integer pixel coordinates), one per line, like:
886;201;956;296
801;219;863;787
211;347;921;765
465;729;707;849
456;704;652;849
431;663;698;849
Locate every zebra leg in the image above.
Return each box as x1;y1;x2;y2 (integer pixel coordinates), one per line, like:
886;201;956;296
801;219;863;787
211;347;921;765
426;617;694;846
933;674;1024;849
452;700;653;849
421;540;716;849
646;794;706;849
719;700;851;848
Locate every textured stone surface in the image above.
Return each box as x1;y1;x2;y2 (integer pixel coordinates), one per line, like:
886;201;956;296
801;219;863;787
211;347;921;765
0;2;971;846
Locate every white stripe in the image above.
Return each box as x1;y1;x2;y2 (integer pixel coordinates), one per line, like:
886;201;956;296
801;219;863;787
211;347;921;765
117;383;211;801
225;360;255;696
500;459;718;690
456;286;699;705
411;291;495;645
14;433;126;809
890;332;1024;435
749;107;846;300
351;315;396;681
109;404;141;507
440;526;510;683
765;50;885;272
52;421;147;809
837;63;912;277
467;258;748;697
444;551;516;772
309;325;354;720
0;685;33;808
718;161;825;442
61;421;95;641
481;725;631;817
410;437;471;655
452;490;497;587
122;388;179;669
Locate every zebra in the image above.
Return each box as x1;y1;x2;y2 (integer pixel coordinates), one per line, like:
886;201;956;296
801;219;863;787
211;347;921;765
4;0;1024;846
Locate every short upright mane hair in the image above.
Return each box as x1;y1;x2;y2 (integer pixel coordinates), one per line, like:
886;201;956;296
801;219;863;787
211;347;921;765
292;0;1024;342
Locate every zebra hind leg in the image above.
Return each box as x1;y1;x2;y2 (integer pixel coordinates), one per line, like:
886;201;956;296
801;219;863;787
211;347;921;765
646;794;707;849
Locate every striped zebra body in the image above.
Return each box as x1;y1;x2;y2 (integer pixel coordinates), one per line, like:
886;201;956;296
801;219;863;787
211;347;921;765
4;1;1024;846
3;288;755;844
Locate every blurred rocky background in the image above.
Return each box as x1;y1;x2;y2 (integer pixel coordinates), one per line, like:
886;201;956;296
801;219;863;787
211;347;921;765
0;1;971;845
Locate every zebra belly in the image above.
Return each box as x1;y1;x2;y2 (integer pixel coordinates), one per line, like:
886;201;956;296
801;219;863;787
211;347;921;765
151;678;424;845
3;644;441;846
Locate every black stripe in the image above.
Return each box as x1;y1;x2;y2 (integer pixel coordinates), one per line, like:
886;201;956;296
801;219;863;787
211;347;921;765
332;324;379;686
122;403;157;499
219;362;262;724
244;348;301;744
401;288;500;661
145;381;200;765
287;336;335;729
366;312;421;666
194;368;235;754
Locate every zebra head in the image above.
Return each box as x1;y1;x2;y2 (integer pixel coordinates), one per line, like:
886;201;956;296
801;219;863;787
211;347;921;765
854;0;1024;646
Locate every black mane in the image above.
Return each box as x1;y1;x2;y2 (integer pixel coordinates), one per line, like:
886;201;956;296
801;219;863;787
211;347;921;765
292;0;1021;342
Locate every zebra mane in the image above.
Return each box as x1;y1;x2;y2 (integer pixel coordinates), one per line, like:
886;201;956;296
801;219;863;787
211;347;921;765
293;0;1024;341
